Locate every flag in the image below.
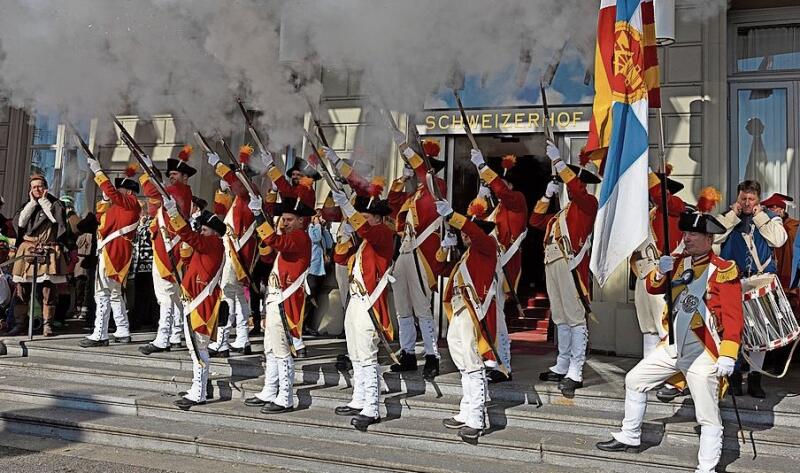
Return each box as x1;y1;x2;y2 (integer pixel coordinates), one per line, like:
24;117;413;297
589;0;661;286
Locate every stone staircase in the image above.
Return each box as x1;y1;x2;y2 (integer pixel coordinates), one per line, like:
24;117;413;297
0;334;797;472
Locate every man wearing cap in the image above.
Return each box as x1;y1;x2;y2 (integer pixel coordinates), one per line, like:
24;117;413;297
470;150;528;383
163;200;226;409
5;176;70;337
244;193;313;414
79;160;141;347
529;141;600;398
717;180;787;398
761;193;799;293
387;136;448;379
205;148;259;357
139;145;196;355
330;190;394;430
597;209;743;473
434;196;498;442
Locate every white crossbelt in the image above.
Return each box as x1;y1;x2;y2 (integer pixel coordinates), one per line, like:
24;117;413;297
96;221;139;254
184;264;224;315
555;209;591;271
156;211;181;252
458;255;497;321
353;243;395;307
231;222;256;252
499;229;527;267
271;258;310;303
409;216;442;251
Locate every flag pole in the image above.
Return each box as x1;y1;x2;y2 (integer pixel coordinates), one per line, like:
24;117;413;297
656;107;675;346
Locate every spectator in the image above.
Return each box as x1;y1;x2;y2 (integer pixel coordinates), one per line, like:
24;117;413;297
128;208;156;330
304;212;330;336
74;213;99;323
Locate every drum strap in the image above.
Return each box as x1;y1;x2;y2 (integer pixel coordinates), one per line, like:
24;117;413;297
742;231;771;274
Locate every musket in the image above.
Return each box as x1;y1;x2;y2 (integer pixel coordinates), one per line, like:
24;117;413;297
353;280;401;366
302;129;343;194
235;98;285;174
112;117;163;182
69;123;98;163
452;90;480;152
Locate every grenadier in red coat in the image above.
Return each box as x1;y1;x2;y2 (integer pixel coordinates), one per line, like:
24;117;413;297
205;145;260;356
470;149;529;383
244;191;313;415
386;137;448;379
162;201;226;410
598;210;743;473
79;161;141;348
265;155;319;210
330;188;395;430
530;141;600;398
435;196;499;442
139;145;196;356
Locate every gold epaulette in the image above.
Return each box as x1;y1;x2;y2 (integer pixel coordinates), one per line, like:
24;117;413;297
715;260;739;283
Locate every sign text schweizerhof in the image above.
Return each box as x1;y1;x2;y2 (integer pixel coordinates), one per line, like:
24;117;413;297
417;106;592;135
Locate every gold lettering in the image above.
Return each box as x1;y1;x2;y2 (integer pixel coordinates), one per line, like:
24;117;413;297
425;115;436;130
557;112;571;128
452;114;463;129
514;113;524;127
572;112;583;127
467;114;479;128
438;115;450;130
494;113;499;129
481;113;491;128
529;112;539;128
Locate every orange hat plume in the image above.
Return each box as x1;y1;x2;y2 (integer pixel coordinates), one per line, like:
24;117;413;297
124;162;139;178
367;176;386;198
299;176;315;189
422;139;440;158
501;154;517;176
697;186;721;213
306;152;321;169
664;162;674;176
467;196;488;221
239;144;254;165
177;144;193;162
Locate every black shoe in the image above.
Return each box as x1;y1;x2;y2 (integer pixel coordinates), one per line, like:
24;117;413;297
230;345;252;355
596;438;640;453
559;377;583;398
261;403;293;414
335;405;361;416
747;372;766;399
422;355;439;380
538;370;564;383
295;348;307;358
335;354;352;370
390;351;417;372
729;371;744;397
113;336;131;344
487;369;512;384
656;386;689;403
442;417;465;429
351;414;380;431
170;342;184;350
244;396;268;407
458;426;482;442
79;338;109;348
173;397;205;410
139;343;170;355
209;348;230;358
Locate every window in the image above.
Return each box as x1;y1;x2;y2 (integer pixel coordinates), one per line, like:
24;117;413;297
736;23;800;73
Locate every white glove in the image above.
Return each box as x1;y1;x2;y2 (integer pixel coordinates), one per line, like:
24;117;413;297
435;200;453;217
546;140;560;162
392;130;406;147
270;181;278;193
248;194;263;214
322;147;340;165
207;152;221;167
658;255;674;275
163;197;178;218
331;190;349;207
442;231;458;248
478;184;492;200
715;356;736;378
402;165;414;179
545;181;560;198
341;222;354;238
260;150;274;169
141;153;153;169
470;149;485;168
219;179;230;192
87;158;102;174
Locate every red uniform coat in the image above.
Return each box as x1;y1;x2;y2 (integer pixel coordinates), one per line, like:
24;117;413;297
256;215;311;338
94;172;141;283
171;213;225;337
529;166;597;291
267;166;316;209
387;151;448;288
216;164;258;284
140;174;193;282
443;213;499;361
648;172;685;254
348;211;395;339
646;251;743;361
480;166;528;293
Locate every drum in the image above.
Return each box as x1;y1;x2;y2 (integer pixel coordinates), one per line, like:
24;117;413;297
740;273;800;352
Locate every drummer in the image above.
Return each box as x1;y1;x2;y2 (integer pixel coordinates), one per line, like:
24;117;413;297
717;179;788;398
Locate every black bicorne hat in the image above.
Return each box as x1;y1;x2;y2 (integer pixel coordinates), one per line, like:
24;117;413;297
197;210;227;236
288;158;322;181
167;158;197;177
114;177;140;193
354;195;392;217
275;197;316;217
678;210;726;235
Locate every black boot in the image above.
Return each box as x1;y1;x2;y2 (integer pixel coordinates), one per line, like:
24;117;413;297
729;370;744;396
351;414;380;431
390;351;417;372
538;370;564;383
559;377;583;398
79;338;109;348
422;355;439;380
173;397;205;410
487;369;511;384
656;386;689;403
596;438;640;453
747;372;766;399
138;343;170;355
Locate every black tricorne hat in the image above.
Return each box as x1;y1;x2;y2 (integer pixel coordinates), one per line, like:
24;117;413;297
275;197;316;217
565;164;602;185
197;210;227;236
288;158;322;181
472;219;496;235
678;210;725;235
167;158;197;177
114;177;140;193
191;196;208;211
354;196;392;217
